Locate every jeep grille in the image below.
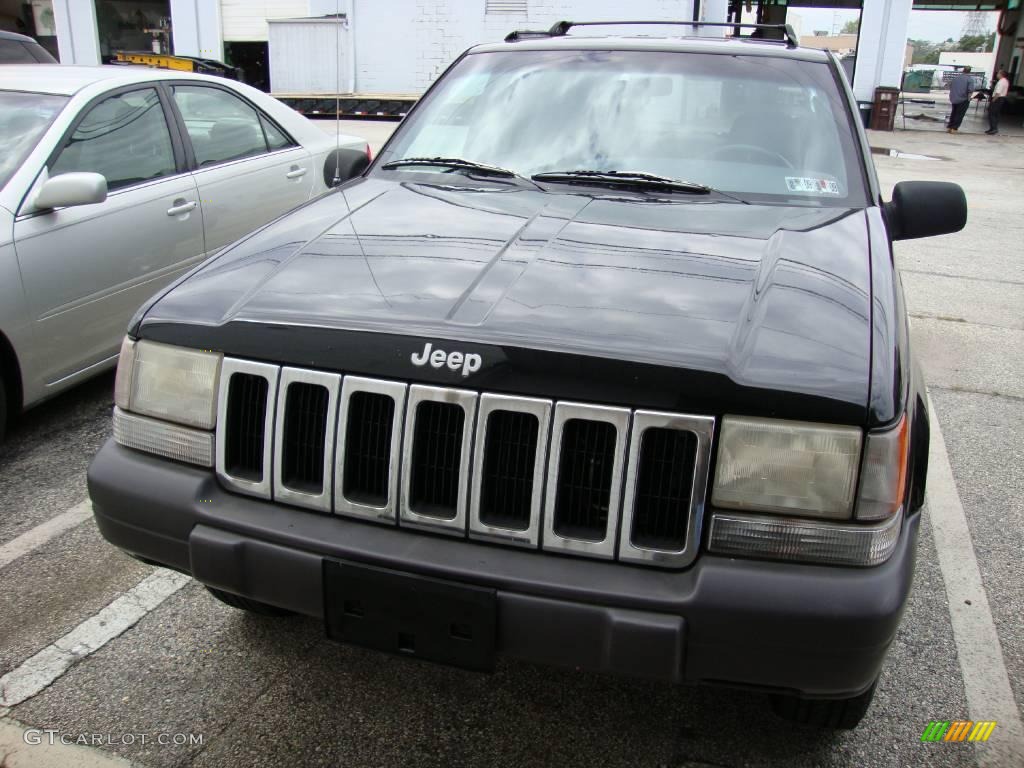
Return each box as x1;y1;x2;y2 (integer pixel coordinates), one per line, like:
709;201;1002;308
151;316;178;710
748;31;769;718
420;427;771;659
215;359;714;568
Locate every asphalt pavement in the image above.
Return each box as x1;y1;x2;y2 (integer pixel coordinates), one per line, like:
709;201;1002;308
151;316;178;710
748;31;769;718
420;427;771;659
0;123;1020;768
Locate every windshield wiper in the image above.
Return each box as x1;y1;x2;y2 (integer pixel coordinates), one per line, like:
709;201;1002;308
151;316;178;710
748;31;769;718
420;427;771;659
382;156;519;178
531;170;747;203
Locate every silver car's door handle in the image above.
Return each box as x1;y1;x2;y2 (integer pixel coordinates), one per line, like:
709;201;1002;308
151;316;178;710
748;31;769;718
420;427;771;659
285;167;307;179
167;200;197;216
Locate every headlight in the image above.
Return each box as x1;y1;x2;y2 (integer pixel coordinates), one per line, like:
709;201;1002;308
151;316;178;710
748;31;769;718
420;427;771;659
115;338;222;429
711;416;862;519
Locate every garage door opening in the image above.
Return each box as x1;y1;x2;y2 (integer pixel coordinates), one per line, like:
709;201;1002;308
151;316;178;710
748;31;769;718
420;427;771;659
93;0;171;61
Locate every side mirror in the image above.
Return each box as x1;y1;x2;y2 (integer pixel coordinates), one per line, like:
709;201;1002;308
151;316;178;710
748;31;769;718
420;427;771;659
323;147;369;188
883;181;966;241
34;172;108;210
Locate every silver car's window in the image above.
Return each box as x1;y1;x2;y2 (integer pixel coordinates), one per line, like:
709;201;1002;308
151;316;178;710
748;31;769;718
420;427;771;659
50;87;176;191
259;113;293;151
172;85;286;167
0;40;39;63
381;49;865;207
0;90;67;191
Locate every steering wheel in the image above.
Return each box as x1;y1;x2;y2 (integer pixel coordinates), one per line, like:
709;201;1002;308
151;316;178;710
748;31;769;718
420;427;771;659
710;144;794;169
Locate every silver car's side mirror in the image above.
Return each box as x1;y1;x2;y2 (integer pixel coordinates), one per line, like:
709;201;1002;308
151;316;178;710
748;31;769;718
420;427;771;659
34;172;108;210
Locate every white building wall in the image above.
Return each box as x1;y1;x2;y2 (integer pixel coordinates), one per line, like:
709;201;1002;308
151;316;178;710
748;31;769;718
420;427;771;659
938;51;997;83
51;0;100;64
220;0;308;42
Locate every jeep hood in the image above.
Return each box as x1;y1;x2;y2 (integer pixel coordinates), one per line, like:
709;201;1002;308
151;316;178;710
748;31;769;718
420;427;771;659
139;178;873;423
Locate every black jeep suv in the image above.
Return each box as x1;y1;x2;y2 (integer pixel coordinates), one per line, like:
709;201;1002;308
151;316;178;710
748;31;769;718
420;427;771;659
89;21;967;729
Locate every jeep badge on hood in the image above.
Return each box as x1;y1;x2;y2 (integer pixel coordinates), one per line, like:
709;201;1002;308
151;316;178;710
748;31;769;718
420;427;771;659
410;342;482;377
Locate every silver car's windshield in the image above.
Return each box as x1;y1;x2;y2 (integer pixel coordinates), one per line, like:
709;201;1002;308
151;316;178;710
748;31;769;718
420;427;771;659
379;49;865;206
0;90;68;191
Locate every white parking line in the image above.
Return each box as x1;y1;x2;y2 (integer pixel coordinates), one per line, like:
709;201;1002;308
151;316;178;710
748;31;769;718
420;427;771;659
927;396;1024;766
0;570;189;708
0;500;93;571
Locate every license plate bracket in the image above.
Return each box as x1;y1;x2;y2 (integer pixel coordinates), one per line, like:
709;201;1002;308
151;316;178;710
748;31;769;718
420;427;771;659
323;560;497;672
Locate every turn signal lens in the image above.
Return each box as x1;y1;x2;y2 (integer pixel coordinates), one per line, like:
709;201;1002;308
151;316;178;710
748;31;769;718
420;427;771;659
113;336;136;410
712;416;862;519
708;510;902;567
113;407;213;467
855;415;909;520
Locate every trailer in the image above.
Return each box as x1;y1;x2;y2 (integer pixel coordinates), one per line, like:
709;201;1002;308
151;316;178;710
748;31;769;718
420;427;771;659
266;15;416;119
273;92;418;119
112;51;243;80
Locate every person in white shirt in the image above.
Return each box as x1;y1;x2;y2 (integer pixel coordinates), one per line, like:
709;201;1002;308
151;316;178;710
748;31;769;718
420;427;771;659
986;69;1010;135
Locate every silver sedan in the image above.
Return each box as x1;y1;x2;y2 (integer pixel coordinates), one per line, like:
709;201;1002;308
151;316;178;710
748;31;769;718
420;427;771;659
0;65;369;439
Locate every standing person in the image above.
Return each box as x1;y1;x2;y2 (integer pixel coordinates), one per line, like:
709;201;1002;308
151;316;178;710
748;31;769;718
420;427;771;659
986;69;1010;135
947;66;974;133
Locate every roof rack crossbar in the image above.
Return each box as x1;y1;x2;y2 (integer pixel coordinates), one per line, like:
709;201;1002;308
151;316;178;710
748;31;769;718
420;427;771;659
505;20;799;49
503;29;557;42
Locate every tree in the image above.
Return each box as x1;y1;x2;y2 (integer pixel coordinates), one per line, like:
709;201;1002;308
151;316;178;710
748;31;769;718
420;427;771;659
956;32;995;52
840;19;860;35
909;39;941;65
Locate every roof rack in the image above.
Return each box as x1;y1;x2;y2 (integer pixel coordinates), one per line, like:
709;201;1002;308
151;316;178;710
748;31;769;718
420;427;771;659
504;20;799;49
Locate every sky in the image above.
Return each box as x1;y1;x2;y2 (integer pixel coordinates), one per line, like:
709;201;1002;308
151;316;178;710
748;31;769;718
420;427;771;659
789;9;999;44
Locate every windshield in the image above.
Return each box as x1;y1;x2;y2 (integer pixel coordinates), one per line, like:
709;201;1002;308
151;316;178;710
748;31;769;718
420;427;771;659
378;49;865;206
0;90;68;191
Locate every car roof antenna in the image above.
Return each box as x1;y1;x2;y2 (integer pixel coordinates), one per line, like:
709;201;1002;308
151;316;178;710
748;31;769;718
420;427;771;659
332;0;343;187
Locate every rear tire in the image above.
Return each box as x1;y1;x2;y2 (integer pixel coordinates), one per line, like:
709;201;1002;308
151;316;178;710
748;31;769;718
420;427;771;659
205;586;294;617
770;680;878;730
0;374;7;443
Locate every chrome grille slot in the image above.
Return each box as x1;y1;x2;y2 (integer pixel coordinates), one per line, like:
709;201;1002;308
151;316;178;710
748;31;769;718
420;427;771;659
469;394;551;547
480;412;538;527
335;377;407;523
214;357;716;569
216;359;279;499
554;420;616;540
410;402;464;515
344;393;395;504
273;368;340;512
282;383;330;491
543;403;630;560
400;385;477;536
630;428;696;549
618;411;715;567
224;373;269;482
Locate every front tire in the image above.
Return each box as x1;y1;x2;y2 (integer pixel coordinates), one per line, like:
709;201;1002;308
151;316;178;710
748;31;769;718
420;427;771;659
205;586;294;617
770;680;878;729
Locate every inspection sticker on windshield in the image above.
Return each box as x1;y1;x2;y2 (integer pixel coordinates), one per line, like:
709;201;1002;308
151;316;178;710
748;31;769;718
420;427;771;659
786;177;841;195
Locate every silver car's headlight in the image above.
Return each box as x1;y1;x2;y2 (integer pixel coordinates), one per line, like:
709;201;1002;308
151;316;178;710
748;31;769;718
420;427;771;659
114;338;221;429
711;416;862;519
112;338;221;466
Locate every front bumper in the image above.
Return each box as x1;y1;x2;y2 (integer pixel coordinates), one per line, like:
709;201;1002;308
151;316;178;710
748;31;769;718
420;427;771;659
88;439;920;698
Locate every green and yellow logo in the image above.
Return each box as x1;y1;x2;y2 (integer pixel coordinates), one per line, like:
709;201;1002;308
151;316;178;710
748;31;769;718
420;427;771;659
920;721;997;742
